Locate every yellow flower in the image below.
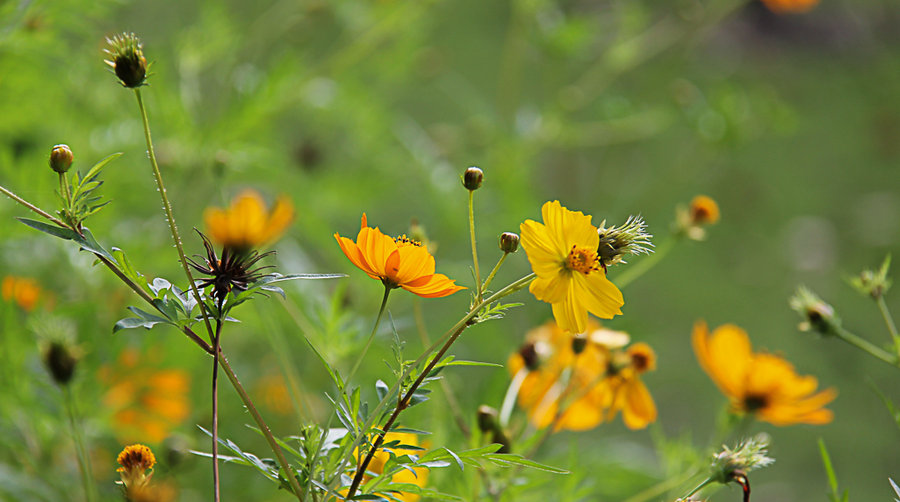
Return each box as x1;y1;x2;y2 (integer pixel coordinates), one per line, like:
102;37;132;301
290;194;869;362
689;195;720;225
2;276;42;312
204;189;294;250
595;342;658;430
693;321;836;425
116;444;155;489
761;0;819;14
334;214;465;298
346;433;429;502
520;201;624;333
99;349;191;443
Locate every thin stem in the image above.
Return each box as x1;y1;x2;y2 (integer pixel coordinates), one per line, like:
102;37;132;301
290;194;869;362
621;469;700;502
0;183;68;227
345;286;392;386
833;325;898;367
58;172;72;213
682;477;715;499
469;190;482;303
481;253;508;294
64;386;96;502
876;296;900;358
344;273;536;499
614;236;677;289
499;368;526;428
217;350;305;500
133;89;216;343
211;316;224;502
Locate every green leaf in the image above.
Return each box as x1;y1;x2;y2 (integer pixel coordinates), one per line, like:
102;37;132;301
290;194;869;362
111;247;147;290
818;438;843;502
485;453;569;474
78;152;122;190
17;218;114;261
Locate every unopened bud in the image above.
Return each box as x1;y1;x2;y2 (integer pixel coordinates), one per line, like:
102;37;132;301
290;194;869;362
42;340;78;385
499;232;519;253
518;342;539;371
104;33;148;88
49;144;73;174
790;286;839;335
477;405;499;433
462;166;483;190
571;333;588;354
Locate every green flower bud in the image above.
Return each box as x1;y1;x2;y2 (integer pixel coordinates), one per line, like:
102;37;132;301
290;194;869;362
49;144;73;174
462;166;483;190
499;232;519;253
104;33;148;88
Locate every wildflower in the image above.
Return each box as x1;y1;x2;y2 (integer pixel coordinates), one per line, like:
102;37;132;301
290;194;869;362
676;195;719;241
352;433;429;502
462;166;483;190
1;276;42;311
49;144;73;174
760;0;819;14
188;231;273;304
789;286;839;335
596;215;653;267
116;444;155;489
710;434;774;484
596;342;658;430
99;349;191;443
519;200;624;333
104;33;148;88
692;321;836;425
204;189;294;252
334;214;465;298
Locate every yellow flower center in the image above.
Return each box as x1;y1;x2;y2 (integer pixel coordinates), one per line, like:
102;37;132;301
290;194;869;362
565;246;599;275
743;394;768;412
394;235;422;248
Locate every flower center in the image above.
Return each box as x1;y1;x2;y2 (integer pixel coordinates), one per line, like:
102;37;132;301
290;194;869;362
565;245;599;275
743;394;768;412
394;234;422;248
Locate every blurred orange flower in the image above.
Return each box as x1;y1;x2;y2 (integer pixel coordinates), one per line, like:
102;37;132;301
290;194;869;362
335;214;464;298
689;195;719;225
693;321;836;425
99;349;191;443
520;201;624;333
204;189;294;250
2;276;42;311
761;0;819;14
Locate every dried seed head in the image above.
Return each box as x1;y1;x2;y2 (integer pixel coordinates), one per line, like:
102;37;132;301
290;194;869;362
104;33;148;88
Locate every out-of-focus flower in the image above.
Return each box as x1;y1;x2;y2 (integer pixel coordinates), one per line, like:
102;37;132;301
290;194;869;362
850;255;892;299
204;189;294;251
520;201;624;333
99;349;191;443
789;286;840;335
760;0;819;14
710;433;774;484
675;195;719;241
351;433;429;502
255;374;293;416
104;33;148;88
507;320;656;431
693;321;836;425
116;444;176;502
2;276;42;311
335;214;465;298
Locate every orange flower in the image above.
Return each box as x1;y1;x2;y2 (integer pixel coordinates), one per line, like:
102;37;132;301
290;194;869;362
204;189;294;250
761;0;819;14
693;321;836;425
334;214;464;298
2;276;42;311
595;342;658;430
689;195;719;225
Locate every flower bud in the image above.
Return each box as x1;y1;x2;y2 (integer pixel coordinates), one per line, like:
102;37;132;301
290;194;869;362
597;215;652;267
499;232;519;253
462;166;483;190
571;333;588;354
518;342;539;371
104;33;148;88
789;286;839;335
477;405;499;433
49;144;73;174
42;340;78;385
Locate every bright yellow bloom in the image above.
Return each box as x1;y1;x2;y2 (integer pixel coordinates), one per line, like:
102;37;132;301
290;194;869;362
335;214;465;298
520;201;624;333
204;189;294;250
116;444;155;489
2;276;42;312
761;0;819;14
693;321;836;425
99;349;191;443
595;342;658;430
343;433;429;502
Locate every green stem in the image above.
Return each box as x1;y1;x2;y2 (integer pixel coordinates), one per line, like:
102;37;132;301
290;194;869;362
481;253;508;294
58;172;72;215
621;469;700;502
876;296;900;359
211;315;223;502
833;325;898;367
0;183;68;227
345;286;392;386
682;477;715;499
64;386;96;502
469;190;482;303
614;236;677;289
217;350;305;500
499;368;526;428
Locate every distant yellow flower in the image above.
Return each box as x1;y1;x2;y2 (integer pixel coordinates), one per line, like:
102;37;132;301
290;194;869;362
99;349;191;443
347;433;429;502
335;214;465;298
116;444;155;488
693;321;836;425
520;201;624;333
204;189;294;250
761;0;819;14
2;276;42;312
689;195;719;225
595;342;658;430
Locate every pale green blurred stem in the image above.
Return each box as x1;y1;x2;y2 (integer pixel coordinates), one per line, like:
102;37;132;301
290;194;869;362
0;183;67;227
58;172;71;211
64;386;96;502
499;368;526;428
682;477;715;500
481;253;508;294
614;236;678;289
833;324;898;367
621;468;700;502
469;190;482;302
876;296;900;358
345;286;391;386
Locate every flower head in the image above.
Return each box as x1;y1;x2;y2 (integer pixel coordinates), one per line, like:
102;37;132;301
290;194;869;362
188;231;274;305
350;433;429;502
676;195;720;241
693;321;836;425
117;444;155;488
596;215;653;267
1;276;42;312
789;286;839;335
104;33;148;88
204;189;294;252
520;201;624;333
335;214;464;298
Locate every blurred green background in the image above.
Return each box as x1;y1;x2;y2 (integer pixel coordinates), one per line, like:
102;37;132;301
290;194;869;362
1;0;899;500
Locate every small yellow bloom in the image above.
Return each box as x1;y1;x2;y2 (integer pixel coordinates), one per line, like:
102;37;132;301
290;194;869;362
520;201;624;333
116;444;155;489
761;0;819;14
2;276;42;312
204;189;294;250
689;195;720;225
335;214;465;298
345;433;429;502
595;342;658;430
693;321;836;425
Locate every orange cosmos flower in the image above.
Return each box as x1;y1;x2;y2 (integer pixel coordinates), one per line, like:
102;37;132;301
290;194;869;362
595;342;658;430
2;276;42;311
761;0;819;14
520;200;624;333
693;321;836;425
334;214;464;298
204;189;294;250
689;195;719;225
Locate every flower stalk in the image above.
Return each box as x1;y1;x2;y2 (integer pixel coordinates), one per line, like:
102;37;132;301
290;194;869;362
64;386;97;502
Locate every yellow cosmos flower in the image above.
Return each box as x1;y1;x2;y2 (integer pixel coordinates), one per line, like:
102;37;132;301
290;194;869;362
761;0;819;14
2;276;42;312
595;342;658;430
334;214;465;298
342;433;429;502
693;321;836;425
204;189;294;250
689;195;720;225
116;443;155;489
520;201;624;333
